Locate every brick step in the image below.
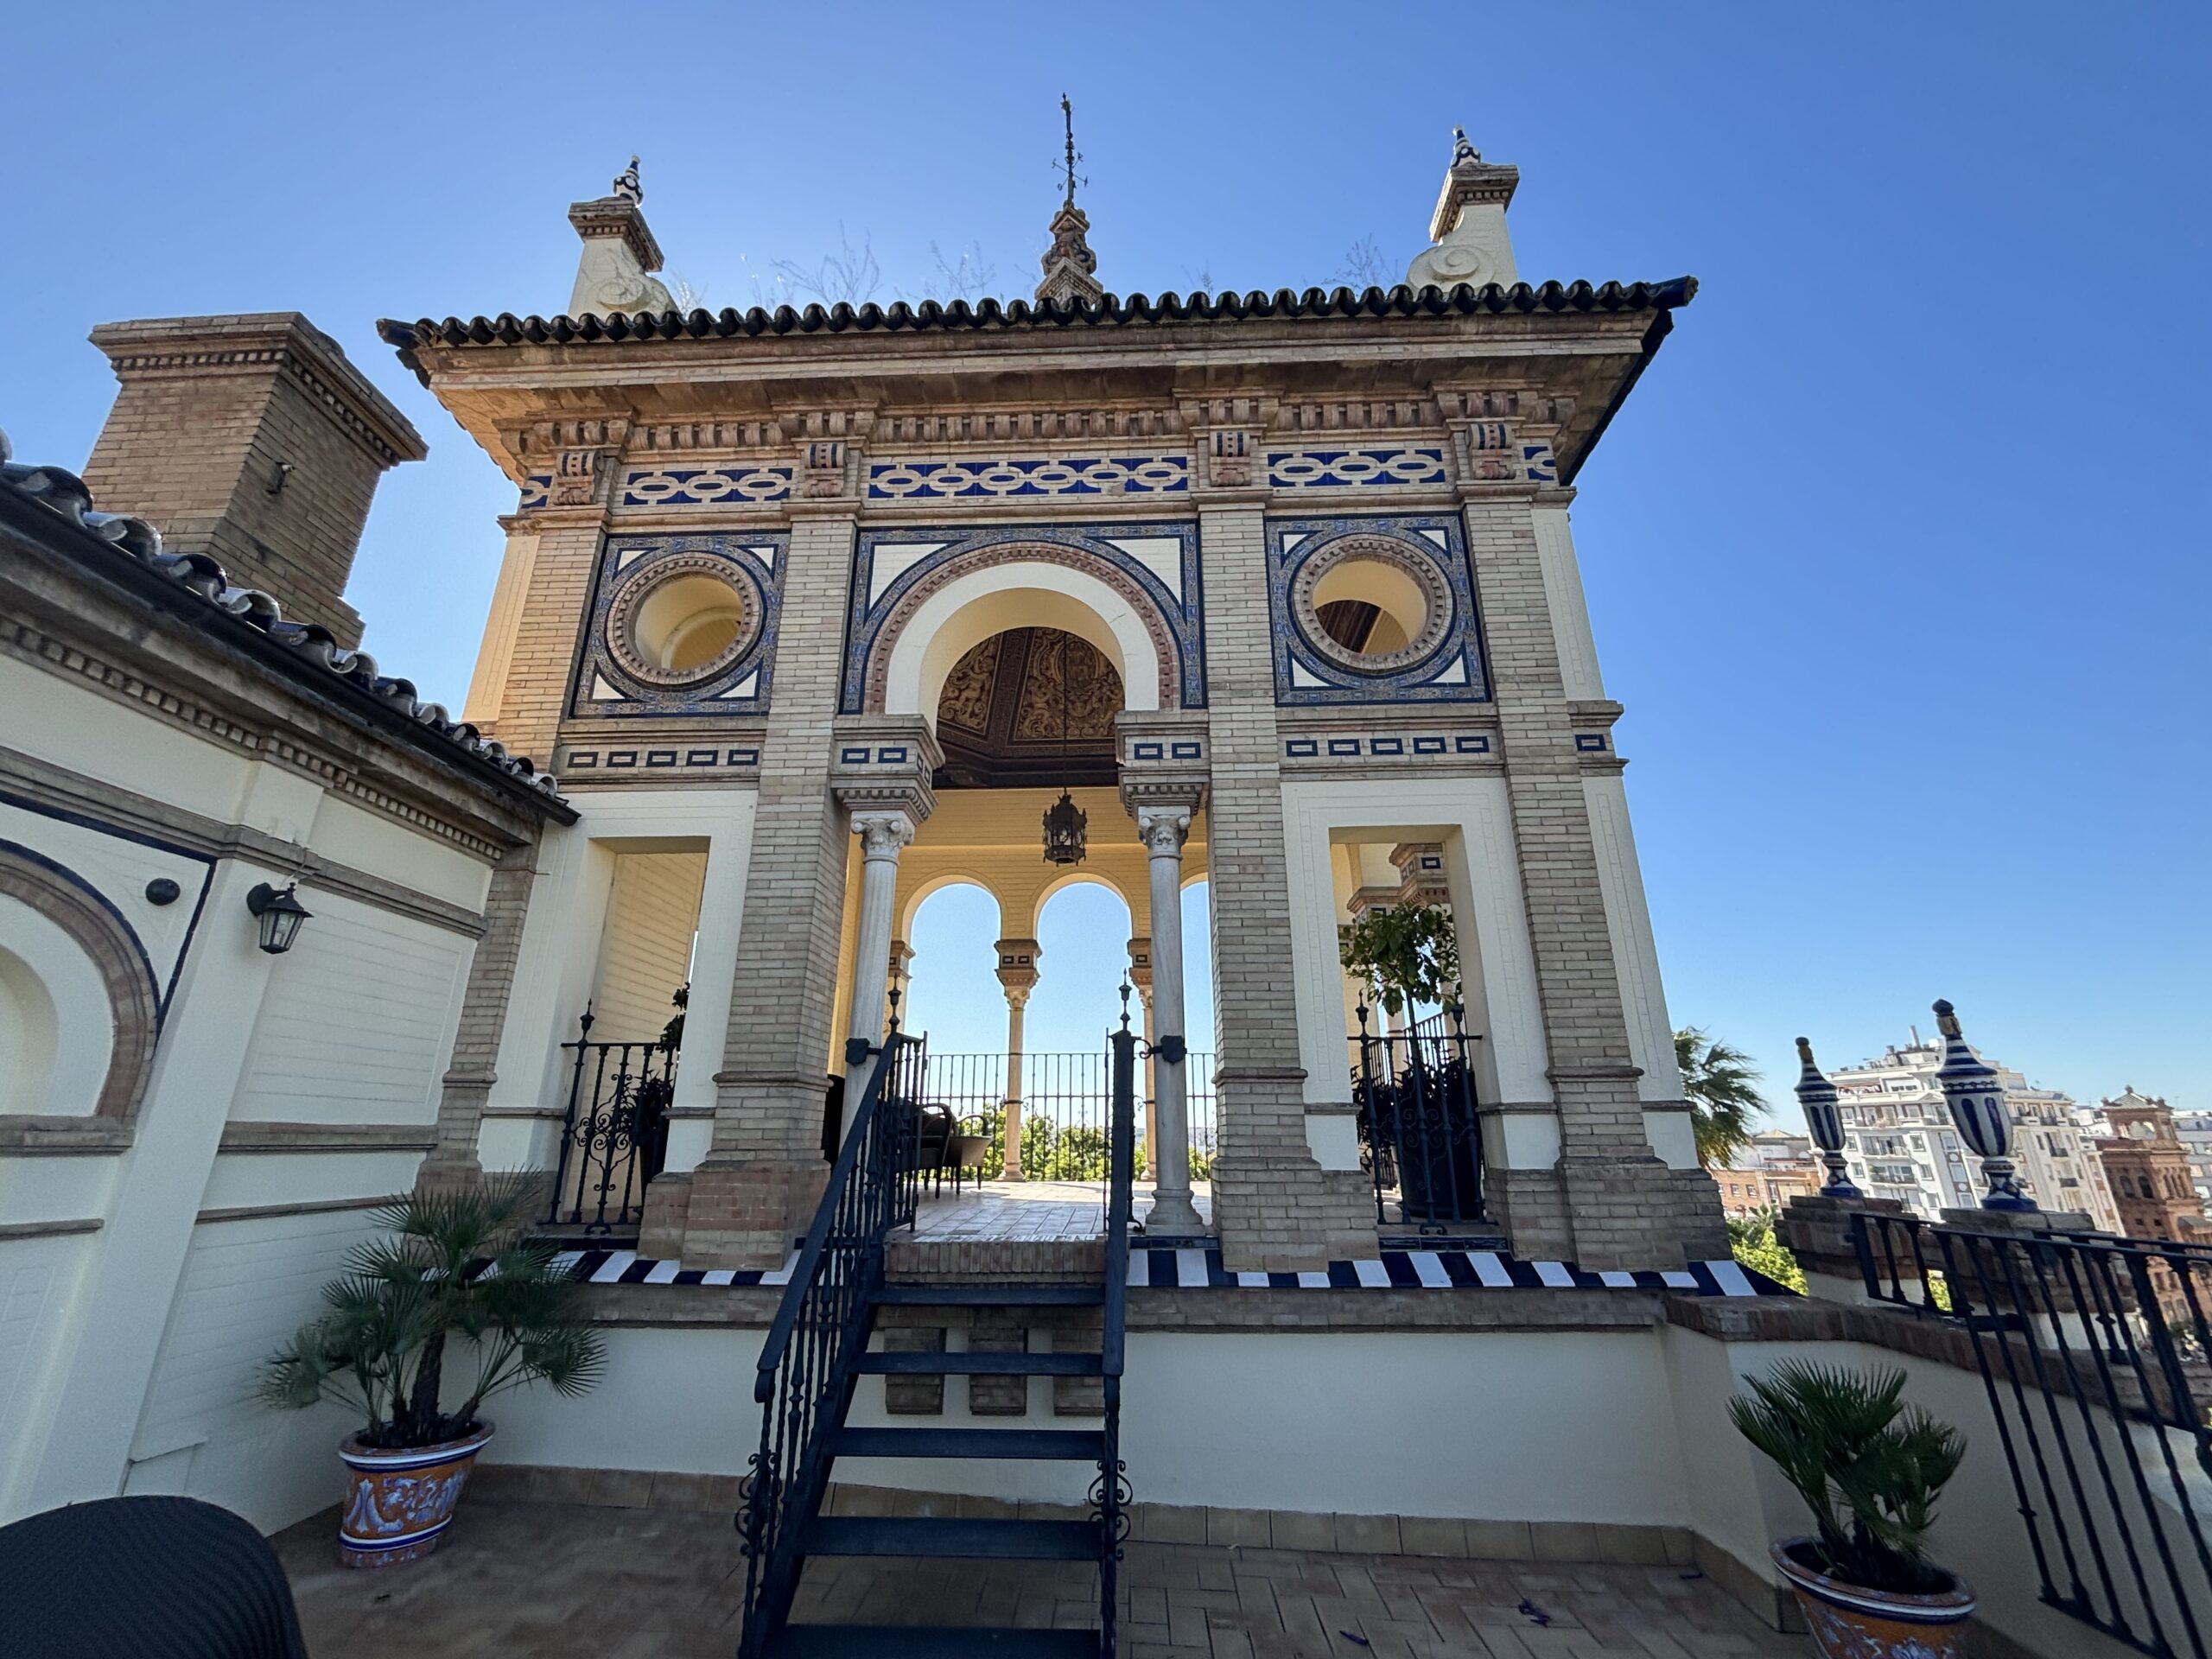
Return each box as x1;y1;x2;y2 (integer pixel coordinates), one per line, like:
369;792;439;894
800;1516;1099;1560
855;1350;1102;1376
766;1627;1098;1657
874;1284;1103;1308
827;1427;1103;1461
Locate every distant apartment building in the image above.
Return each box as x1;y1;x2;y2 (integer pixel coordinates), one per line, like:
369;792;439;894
1710;1130;1821;1218
2170;1108;2212;1206
1832;1030;2120;1228
2094;1089;2209;1330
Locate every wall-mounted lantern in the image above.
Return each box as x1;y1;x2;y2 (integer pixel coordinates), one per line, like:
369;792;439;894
245;881;312;955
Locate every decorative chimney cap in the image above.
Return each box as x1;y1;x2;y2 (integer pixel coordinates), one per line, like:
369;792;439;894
1428;124;1520;245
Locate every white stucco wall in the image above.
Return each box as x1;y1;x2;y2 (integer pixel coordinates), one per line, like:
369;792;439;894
0;659;503;1529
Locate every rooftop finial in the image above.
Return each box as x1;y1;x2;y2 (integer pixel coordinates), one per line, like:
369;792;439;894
1061;93;1080;210
1035;96;1103;308
1452;125;1479;167
613;156;642;204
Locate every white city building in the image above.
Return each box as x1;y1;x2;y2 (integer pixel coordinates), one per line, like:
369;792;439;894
1832;1029;2119;1228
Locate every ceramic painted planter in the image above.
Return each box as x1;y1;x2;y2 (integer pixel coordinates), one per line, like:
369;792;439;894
1772;1539;1975;1659
337;1421;493;1567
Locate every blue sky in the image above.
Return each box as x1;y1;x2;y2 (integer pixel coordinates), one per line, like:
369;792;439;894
5;4;2206;1115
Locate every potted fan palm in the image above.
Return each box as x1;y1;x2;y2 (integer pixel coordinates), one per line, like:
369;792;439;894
260;1173;604;1567
1728;1361;1974;1657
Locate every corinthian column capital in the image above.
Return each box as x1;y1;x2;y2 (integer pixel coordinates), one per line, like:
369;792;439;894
1135;806;1192;856
850;810;916;861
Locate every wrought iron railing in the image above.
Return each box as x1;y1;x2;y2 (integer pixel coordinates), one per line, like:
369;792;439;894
1853;1210;1956;1316
736;1023;926;1653
1850;1213;2212;1656
1349;1002;1486;1231
1097;1003;1138;1652
912;1048;1219;1188
545;1008;675;1233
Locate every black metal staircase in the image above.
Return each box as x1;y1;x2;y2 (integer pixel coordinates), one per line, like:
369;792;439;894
737;1004;1135;1657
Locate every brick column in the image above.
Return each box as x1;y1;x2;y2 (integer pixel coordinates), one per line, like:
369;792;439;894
417;842;541;1192
1463;492;1700;1269
666;506;862;1268
1195;499;1375;1272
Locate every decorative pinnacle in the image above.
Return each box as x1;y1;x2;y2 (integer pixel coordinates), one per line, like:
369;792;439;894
612;156;642;204
1933;998;1961;1039
1795;1035;1818;1071
1452;125;1479;166
1061;94;1079;208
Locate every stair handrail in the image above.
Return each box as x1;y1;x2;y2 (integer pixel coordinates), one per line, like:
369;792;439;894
738;1014;924;1656
1097;995;1139;1654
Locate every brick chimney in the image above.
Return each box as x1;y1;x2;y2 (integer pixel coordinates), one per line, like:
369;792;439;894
81;314;427;648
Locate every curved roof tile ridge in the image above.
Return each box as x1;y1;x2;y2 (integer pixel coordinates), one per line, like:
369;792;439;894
0;424;563;800
378;275;1695;353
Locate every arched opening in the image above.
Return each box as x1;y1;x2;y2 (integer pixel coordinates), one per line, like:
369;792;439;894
870;557;1166;721
837;563;1207;1242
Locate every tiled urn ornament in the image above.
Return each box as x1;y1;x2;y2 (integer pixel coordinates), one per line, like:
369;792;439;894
1771;1541;1974;1659
337;1422;494;1567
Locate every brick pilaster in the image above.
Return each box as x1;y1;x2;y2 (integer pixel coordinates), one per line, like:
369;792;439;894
671;507;861;1268
485;506;608;766
1463;494;1706;1269
1198;499;1375;1272
417;843;541;1193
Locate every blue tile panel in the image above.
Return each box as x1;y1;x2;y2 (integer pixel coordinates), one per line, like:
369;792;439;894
518;474;552;510
1283;734;1491;760
842;521;1206;714
1267;447;1449;489
867;455;1188;499
1575;733;1609;753
1266;512;1491;708
570;532;786;719
619;464;793;507
564;747;760;772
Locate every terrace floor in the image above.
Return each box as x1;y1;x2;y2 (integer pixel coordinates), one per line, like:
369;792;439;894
274;1496;1813;1658
910;1179;1216;1243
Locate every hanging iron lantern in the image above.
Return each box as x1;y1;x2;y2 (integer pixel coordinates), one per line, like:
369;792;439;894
1042;788;1087;865
1041;630;1087;864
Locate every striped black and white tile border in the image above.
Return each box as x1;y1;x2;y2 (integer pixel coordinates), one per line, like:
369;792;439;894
553;1245;1790;1297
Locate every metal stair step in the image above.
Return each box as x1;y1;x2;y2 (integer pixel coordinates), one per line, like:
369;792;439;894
874;1283;1103;1307
800;1515;1100;1560
828;1427;1103;1461
855;1350;1102;1376
767;1627;1099;1658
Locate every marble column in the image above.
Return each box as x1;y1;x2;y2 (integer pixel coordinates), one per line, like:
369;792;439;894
1128;937;1158;1178
994;938;1039;1179
843;810;916;1122
1136;805;1205;1235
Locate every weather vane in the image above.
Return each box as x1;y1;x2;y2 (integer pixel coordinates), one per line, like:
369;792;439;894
1058;93;1085;208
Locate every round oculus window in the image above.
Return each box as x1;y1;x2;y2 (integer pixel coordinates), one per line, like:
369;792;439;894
1289;534;1453;675
605;555;764;689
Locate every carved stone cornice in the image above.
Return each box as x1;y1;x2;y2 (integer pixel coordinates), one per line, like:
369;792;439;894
830;713;941;825
994;938;1041;999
